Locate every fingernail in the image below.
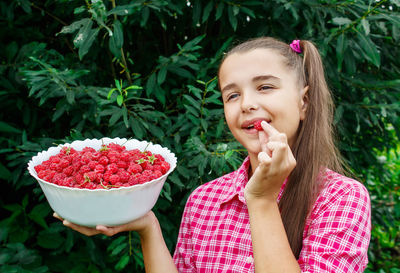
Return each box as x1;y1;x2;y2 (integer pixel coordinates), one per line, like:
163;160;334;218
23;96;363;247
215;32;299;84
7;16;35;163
261;120;268;127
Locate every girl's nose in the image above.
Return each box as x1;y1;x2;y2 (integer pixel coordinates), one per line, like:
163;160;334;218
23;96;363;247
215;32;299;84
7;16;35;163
240;91;258;113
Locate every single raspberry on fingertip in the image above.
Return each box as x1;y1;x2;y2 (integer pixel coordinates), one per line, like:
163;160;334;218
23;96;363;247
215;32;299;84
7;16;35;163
254;120;263;131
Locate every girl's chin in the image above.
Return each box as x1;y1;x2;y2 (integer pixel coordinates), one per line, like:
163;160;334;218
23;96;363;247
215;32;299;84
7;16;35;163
245;146;262;157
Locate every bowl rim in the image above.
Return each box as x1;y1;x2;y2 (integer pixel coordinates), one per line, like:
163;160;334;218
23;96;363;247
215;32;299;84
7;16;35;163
27;137;177;192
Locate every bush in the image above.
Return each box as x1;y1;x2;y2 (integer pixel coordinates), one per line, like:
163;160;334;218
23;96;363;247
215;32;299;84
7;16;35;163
1;0;399;272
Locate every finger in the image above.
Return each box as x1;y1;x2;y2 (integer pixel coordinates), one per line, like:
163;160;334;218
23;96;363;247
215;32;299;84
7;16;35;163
267;141;288;162
260;121;280;138
256;151;272;174
53;212;63;221
258;131;269;154
267;142;296;172
96;225;123;236
258;151;272;164
63;220;100;236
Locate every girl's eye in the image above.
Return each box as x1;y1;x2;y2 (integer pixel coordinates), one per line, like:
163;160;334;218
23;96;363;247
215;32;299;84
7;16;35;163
259;85;273;91
227;93;239;101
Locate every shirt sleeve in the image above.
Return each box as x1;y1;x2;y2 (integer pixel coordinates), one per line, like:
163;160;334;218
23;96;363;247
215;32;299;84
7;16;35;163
298;180;371;273
173;195;197;273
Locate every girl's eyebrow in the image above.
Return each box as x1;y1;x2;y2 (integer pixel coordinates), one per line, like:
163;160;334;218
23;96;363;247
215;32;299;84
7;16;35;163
221;74;280;93
221;83;237;94
252;75;280;83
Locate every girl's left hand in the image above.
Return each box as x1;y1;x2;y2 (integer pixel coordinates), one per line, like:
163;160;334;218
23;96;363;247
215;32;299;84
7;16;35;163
244;121;296;203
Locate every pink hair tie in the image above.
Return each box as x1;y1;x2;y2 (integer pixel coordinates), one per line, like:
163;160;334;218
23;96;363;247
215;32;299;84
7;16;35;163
290;40;302;53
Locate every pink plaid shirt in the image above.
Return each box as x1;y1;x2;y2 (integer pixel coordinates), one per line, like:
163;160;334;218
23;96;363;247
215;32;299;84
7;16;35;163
173;157;371;272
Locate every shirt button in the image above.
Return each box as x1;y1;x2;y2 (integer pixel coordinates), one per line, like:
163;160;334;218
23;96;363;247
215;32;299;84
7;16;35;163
246;256;254;263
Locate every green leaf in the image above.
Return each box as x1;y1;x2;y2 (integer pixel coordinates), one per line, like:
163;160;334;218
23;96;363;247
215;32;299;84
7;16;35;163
37;230;64;249
228;5;238;31
58;18;91;35
0;121;21;134
66;89;75;104
112;20;124;49
356;31;380;67
361;18;370;35
28;203;51;229
192;0;201;25
202;1;213;23
78;28;99;60
183;94;201;110
332;17;352;26
146;73;157;97
0;162;12;180
110;242;127;256
167;65;193;79
109;109;123;126
107;4;141;16
115;255;130;271
130;117;145;139
336;33;345;71
122;107;129;128
157;66;167;85
140;7;150;27
19;0;32;13
215;2;224;21
117;95;123;106
154;85;166;106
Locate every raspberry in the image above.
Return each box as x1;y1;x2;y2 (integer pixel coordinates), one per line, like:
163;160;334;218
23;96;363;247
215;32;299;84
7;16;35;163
91;152;101;161
128;175;139;185
49;155;60;164
62;166;74;176
88;161;97;170
59;159;70;168
160;161;170;174
79;165;91;174
254;120;263;131
98;156;109;166
106;163;118;174
82;147;96;153
117;160;128;169
109;174;120;185
120;151;131;162
117;170;130;183
84;171;97;183
153;170;162;179
94;164;105;174
103;171;112;183
128;163;142;174
107;143;125;152
107;150;120;159
108;156;119;164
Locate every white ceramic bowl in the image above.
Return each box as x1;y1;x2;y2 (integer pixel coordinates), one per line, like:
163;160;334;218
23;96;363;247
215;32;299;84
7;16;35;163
27;138;177;227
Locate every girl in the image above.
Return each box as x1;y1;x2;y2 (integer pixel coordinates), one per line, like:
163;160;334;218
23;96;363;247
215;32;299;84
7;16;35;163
56;37;371;272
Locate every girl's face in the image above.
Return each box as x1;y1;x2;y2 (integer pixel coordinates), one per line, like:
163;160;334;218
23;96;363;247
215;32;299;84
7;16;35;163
219;48;308;156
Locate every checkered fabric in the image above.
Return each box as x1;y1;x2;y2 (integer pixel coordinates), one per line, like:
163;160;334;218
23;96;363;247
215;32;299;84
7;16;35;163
173;157;371;273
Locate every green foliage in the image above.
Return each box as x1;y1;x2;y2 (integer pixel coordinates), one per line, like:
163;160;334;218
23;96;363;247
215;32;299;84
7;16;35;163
1;0;399;272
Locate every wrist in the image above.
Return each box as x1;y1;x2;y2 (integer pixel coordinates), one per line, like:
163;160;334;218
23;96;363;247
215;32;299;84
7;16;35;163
137;211;160;239
246;195;278;210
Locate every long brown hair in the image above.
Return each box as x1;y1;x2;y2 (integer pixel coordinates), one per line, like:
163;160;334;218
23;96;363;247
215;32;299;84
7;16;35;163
218;37;344;258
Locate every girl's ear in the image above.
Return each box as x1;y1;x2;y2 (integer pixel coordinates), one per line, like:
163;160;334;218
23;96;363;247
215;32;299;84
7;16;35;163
300;86;309;120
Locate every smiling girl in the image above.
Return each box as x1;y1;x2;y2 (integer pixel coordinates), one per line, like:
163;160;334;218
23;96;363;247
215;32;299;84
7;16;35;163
56;37;371;272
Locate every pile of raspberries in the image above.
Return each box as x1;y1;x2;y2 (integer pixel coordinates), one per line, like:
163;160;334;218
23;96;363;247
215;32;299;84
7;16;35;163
34;143;170;189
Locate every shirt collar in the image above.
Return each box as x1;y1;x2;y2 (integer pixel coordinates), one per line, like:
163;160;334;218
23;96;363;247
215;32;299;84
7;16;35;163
218;156;288;207
219;156;251;206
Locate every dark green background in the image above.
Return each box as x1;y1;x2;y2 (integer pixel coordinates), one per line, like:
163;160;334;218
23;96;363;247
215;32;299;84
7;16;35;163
1;0;399;272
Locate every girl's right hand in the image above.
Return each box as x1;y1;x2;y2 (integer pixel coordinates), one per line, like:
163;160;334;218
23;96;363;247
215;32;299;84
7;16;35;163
53;211;157;237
